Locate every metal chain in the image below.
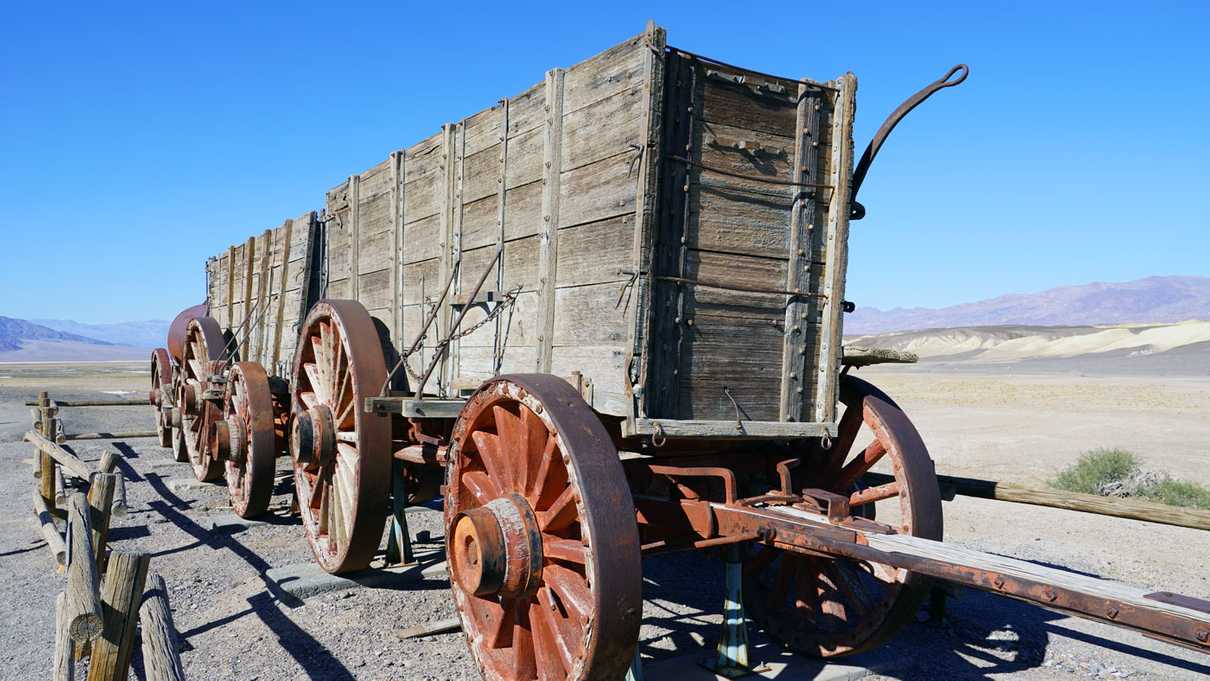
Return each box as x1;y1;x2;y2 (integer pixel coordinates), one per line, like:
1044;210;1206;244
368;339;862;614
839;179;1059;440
396;286;523;385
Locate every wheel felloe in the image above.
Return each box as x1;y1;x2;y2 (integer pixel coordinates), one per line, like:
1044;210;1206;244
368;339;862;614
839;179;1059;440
180;317;226;483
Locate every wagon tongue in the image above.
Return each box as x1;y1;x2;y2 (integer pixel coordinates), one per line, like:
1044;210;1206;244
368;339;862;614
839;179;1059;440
712;502;1210;652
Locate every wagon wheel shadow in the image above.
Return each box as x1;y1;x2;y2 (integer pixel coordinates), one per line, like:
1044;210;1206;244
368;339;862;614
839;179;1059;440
638;551;1210;679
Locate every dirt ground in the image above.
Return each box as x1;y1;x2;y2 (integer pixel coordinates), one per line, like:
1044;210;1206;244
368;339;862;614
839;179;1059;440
0;361;1207;680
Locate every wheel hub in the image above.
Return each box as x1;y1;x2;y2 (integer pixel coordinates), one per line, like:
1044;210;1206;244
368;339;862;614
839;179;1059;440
449;495;543;599
291;405;335;470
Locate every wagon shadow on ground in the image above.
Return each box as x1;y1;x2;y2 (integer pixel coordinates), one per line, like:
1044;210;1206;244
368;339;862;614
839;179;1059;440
639;551;1210;679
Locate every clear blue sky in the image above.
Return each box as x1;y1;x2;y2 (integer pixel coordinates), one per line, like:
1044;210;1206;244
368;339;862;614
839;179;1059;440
1;1;1206;323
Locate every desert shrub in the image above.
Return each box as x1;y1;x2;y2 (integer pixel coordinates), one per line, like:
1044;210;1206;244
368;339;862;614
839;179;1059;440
1052;449;1140;495
1139;479;1210;510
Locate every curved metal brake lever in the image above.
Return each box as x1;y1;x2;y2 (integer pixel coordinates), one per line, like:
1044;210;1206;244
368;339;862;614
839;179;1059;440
850;63;969;220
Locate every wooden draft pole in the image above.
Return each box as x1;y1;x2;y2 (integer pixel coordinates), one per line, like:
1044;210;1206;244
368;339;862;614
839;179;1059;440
64;493;104;643
87;550;150;681
140;574;187;681
865;471;1210;532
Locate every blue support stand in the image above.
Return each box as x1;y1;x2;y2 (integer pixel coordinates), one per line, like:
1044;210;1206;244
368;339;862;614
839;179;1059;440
625;645;644;681
385;458;415;566
700;544;757;678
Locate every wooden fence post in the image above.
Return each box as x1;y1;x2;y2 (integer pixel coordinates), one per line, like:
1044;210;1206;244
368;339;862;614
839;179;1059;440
64;493;104;643
54;592;75;681
86;473;117;572
37;392;55;504
87;550;150;681
139;574;187;681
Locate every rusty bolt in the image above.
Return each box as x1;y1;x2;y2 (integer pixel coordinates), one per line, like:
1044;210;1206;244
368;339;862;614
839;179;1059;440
1043;588;1058;602
1197;629;1209;643
993;576;1005;589
1106;606;1119;620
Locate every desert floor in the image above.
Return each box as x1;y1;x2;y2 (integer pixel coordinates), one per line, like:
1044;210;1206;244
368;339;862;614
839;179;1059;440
0;362;1207;680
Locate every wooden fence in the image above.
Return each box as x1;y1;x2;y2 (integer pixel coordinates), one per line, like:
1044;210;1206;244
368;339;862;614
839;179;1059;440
28;392;187;681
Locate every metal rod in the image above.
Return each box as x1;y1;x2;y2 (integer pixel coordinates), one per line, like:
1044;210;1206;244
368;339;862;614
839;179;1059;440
61;431;157;441
414;247;501;399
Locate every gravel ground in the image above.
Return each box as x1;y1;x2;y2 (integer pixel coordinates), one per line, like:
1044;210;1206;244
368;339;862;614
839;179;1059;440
0;362;1207;680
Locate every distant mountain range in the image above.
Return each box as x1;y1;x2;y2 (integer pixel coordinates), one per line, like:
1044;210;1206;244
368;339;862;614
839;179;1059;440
0;316;154;362
31;318;168;349
846;276;1210;335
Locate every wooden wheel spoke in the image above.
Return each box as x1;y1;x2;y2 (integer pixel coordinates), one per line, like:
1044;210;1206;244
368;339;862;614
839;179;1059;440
520;408;547;493
542;537;587;564
526;437;560;506
494;405;527;493
834;439;888;491
531;591;573;677
510;603;537;680
543;564;591;623
850;481;900;507
299;391;319;409
829;403;865;474
472;430;512;493
303;362;327;402
463;471;501;506
485;599;514;649
537;485;577;531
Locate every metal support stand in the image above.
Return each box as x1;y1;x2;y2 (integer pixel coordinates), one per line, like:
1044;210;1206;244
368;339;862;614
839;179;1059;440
625;646;644;681
701;544;757;678
385;458;415;566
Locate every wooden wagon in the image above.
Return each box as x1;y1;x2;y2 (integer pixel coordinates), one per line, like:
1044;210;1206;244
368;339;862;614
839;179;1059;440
150;21;1210;680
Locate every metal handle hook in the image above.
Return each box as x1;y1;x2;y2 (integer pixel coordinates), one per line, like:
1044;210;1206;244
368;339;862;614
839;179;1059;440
849;63;971;220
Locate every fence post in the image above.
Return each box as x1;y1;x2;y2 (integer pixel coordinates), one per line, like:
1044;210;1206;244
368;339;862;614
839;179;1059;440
139;574;187;681
86;473;117;573
87;550;150;681
64;493;104;643
54;592;75;681
37;392;55;506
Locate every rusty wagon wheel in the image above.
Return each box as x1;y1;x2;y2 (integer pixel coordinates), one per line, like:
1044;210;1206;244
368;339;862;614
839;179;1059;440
445;375;642;681
179;317;227;482
213;362;278;519
743;374;943;658
150;348;174;448
290;300;391;574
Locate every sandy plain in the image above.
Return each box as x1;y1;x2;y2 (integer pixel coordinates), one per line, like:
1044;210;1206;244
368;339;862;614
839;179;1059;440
0;361;1207;680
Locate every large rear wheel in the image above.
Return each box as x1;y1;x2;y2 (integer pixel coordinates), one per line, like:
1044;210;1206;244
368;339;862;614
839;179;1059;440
445;375;642;681
743;374;943;657
290;300;391;574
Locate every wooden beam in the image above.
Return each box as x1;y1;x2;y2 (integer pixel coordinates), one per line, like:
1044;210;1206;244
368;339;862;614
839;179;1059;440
241;235;256;359
61;430;157;441
271;218;294;372
24;399;149;407
111;472;128;518
87;550;150;681
64;493;103;643
25;429;93;481
86;473;117;571
33;488;67;568
535;67;565;373
139;575;186;681
54;592;75;681
865;471;1210;532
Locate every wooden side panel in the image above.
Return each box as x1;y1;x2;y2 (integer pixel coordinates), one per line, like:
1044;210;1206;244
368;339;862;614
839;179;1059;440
642;50;849;425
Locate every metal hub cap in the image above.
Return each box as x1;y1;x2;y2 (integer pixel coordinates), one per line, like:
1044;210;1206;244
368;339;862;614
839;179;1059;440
291;405;335;470
451;495;544;599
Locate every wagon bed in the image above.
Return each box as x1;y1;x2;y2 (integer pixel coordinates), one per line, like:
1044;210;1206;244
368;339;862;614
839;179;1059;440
206;24;854;440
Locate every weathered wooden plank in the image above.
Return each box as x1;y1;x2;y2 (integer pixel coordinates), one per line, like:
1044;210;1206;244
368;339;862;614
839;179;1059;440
240;236;256;359
676;314;789;421
552;283;630;347
562;33;648;115
561;83;645;172
699;76;798;138
557;151;637;229
459;194;499;252
549;344;629;415
812;76;856;424
780;84;821;421
86;550;150;681
461;143;501;205
682;249;789;311
504;127;543;189
536;68;565;373
507;83;545;138
554;216;635;288
502;181;543;241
